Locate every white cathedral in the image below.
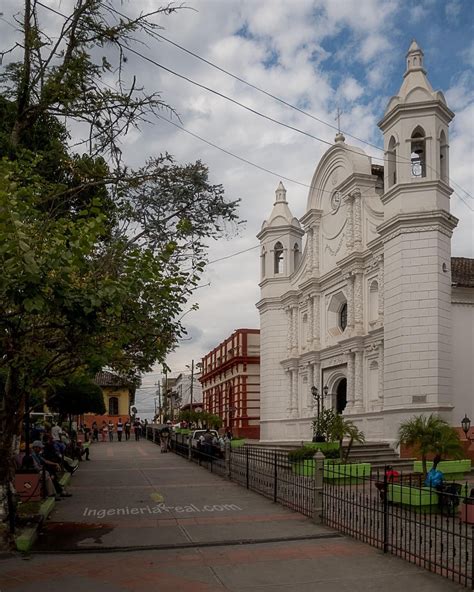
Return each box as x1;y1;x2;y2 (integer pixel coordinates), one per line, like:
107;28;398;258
257;41;474;444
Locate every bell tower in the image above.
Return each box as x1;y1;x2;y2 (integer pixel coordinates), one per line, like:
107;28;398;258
377;41;458;419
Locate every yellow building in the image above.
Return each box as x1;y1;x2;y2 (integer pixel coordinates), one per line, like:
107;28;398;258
84;371;134;427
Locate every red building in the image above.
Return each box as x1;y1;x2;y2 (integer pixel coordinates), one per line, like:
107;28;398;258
200;329;260;439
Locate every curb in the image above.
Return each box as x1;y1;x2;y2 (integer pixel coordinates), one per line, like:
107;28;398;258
15;471;72;553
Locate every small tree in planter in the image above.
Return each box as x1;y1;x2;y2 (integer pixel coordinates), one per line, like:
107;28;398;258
397;414;463;477
312;409;337;443
328;413;365;463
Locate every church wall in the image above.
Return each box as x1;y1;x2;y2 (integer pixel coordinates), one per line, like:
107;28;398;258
383;228;453;410
259;306;289;440
452;299;474;421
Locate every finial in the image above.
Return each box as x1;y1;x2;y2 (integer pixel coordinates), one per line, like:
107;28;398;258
335;132;345;143
405;39;425;76
275;181;287;202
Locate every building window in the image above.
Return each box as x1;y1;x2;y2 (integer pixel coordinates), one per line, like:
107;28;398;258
274;242;284;274
109;396;119;415
387;135;397;187
339;303;347;331
369;280;379;324
411;126;426;178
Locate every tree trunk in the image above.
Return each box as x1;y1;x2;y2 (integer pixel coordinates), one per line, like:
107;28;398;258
422;455;428;477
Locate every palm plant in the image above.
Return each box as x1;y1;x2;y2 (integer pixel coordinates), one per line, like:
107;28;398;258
329;414;366;463
397;414;463;476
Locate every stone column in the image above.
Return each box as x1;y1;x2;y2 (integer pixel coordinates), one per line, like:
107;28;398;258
378;256;384;322
307;228;314;274
313;222;320;275
286;307;292;356
346;352;355;410
291;369;298;417
286;368;293;414
354;350;364;411
291;306;298;356
345;273;355;333
353;189;362;251
313;295;321;347
354;270;364;335
307;295;314;348
378;343;384;405
344;194;354;251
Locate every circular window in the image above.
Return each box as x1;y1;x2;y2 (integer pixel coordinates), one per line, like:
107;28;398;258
339;303;347;331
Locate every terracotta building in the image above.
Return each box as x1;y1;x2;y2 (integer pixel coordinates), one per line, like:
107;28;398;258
200;329;260;439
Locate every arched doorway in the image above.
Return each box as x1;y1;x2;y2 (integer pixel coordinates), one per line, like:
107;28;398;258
336;379;347;413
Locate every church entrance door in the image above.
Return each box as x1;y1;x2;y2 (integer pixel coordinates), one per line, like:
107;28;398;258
336;378;347;413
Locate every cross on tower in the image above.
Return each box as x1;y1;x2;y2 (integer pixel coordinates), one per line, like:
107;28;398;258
335;107;343;133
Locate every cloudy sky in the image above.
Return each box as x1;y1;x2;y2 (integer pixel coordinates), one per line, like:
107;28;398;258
1;0;473;415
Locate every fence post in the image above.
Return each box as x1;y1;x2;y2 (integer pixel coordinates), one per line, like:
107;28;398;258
383;468;389;553
188;435;192;461
225;441;231;479
246;447;249;489
312;450;325;524
273;450;278;503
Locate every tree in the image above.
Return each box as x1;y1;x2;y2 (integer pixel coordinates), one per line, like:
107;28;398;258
0;1;239;544
48;376;106;418
327;413;366;464
398;414;463;476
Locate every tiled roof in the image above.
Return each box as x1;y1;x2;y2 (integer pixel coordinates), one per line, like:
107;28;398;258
451;257;474;288
94;371;130;388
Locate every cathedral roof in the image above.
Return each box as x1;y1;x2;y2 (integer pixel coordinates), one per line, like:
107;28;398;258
451;257;474;288
261;182;301;231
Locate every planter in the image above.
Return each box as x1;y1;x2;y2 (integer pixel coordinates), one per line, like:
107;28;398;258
387;484;439;510
324;462;371;483
413;459;471;480
305;442;340;453
290;460;315;477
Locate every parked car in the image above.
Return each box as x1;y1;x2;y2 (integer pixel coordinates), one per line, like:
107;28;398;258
190;429;219;449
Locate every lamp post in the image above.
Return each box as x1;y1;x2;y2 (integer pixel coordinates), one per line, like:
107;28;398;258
311;385;329;441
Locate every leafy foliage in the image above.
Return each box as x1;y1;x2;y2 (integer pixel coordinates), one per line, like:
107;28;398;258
48;376;106;417
397;414;463;476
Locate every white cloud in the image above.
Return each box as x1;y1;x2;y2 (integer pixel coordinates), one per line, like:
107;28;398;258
339;77;363;102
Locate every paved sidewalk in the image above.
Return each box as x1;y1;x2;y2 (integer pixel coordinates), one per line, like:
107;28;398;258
0;439;465;590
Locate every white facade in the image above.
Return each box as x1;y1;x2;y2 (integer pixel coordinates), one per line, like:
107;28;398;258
257;42;474;444
174;372;203;409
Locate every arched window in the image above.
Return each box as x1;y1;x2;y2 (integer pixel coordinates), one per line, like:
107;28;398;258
440;130;448;181
109;396;119;415
293;243;300;270
274;242;284;274
411;126;426;178
369;280;379;324
339;303;347;331
302;313;308;344
260;248;266;279
387;136;397;187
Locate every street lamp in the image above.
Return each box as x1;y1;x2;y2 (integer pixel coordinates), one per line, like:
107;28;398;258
462;415;472;440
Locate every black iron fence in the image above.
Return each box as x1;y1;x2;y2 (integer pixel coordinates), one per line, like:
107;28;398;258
145;428;474;588
323;463;474;588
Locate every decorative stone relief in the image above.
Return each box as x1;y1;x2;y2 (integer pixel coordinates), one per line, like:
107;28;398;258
344;273;355;330
346;352;355;409
307;295;314;345
321;355;346;369
344;194;354;249
313;224;320;274
354;272;363;333
353;190;362;250
286;307;292;356
325;234;345;256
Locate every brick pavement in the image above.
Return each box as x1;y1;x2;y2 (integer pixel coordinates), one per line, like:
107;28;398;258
0;438;466;590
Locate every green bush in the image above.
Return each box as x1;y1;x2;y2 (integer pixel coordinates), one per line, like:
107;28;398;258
288;446;319;462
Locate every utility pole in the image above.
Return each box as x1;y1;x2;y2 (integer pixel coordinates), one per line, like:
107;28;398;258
190;359;194;412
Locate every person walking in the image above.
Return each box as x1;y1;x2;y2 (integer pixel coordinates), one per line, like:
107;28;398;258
108;420;114;442
117;418;123;442
101;421;108;442
133;418;141;441
124;419;131;441
160;422;171;453
92;421;99;442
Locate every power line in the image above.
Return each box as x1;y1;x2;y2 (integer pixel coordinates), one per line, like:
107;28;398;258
36;0;473;207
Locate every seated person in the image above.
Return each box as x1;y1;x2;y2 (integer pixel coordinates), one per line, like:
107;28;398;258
424;455;444;490
31;440;71;497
